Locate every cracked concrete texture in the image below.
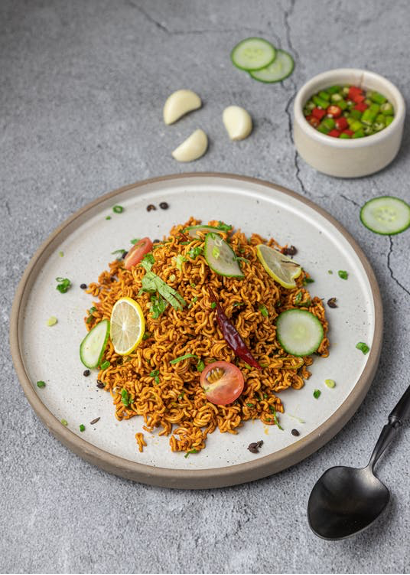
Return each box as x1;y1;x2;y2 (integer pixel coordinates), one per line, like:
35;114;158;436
1;0;410;573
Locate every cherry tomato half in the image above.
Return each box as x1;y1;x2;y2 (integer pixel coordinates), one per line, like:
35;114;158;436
200;361;244;406
124;237;153;269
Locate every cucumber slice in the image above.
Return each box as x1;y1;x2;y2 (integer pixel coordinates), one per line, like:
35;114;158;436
360;196;410;235
249;49;294;83
231;37;276;71
276;310;323;357
185;224;225;238
204;233;244;278
80;319;110;369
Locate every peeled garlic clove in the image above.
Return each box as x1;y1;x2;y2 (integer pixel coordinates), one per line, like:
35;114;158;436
172;129;208;162
163;89;202;125
222;105;253;140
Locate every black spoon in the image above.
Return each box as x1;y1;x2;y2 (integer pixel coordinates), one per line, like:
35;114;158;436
308;383;410;540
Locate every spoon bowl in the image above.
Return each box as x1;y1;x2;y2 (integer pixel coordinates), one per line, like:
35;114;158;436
308;465;390;540
307;382;410;540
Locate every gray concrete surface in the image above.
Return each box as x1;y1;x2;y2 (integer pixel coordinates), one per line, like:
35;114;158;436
1;0;410;573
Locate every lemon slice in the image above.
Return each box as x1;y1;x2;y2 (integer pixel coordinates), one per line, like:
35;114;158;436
256;244;302;289
110;297;145;355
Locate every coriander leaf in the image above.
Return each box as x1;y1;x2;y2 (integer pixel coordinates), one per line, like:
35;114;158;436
130;238;140;245
149;369;160;384
150;294;167;319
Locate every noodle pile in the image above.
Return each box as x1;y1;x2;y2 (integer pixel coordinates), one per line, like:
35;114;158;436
85;218;329;454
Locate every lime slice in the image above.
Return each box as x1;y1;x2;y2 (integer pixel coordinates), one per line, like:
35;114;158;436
256;244;302;289
110;297;145;355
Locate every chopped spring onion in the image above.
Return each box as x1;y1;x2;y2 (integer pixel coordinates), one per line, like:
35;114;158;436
121;388;131;406
184;449;199;458
356;342;370;355
196;359;205;372
56;277;71;293
270;406;284;430
149;370;160;384
58;251;64;257
113;205;124;213
61;419;68;426
259;304;269;317
325;379;336;388
338;270;348;280
313;389;321;399
47;316;58;326
211;302;217;309
36;380;46;388
79;424;85;432
100;360;110;370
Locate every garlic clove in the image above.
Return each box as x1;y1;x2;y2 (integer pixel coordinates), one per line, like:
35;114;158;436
163;90;202;125
172;129;208;162
222;105;253;140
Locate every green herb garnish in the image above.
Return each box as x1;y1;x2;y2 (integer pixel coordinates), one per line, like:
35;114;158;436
130;238;140;244
105;216;111;220
100;360;110;370
196;359;205;372
56;277;71;293
79;424;85;432
170;354;198;364
313;389;321;399
356;342;370;355
111;249;126;259
211;302;217;309
303;277;315;284
47;316;58;327
233;301;244;307
58;251;64;257
140;256;186;311
121;388;131;406
338;270;348;280
184;449;199;458
259;304;269;318
150;294;167;319
189;246;203;259
149;370;160;384
142;332;151;341
270;406;284;430
113;205;124;213
36;380;46;388
61;419;68;426
294;292;302;305
246;403;255;408
175;254;187;271
328;270;333;274
325;379;336;388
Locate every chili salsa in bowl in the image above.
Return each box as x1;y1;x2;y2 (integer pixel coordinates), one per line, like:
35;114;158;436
304;84;394;139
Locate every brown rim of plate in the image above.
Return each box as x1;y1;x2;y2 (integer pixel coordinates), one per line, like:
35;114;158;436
9;173;383;490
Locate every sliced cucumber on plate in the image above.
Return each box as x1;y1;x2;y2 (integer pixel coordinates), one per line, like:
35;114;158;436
231;37;276;71
360;196;410;235
276;309;323;357
185;224;226;238
204;233;244;278
80;319;110;368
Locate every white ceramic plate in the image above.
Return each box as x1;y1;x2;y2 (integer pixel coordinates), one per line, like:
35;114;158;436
10;174;382;489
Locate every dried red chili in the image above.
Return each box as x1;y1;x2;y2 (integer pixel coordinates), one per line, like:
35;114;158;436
208;287;261;370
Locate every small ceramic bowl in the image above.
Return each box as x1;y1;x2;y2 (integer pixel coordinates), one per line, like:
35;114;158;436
293;68;406;178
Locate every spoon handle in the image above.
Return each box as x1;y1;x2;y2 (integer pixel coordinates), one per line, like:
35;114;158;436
368;383;410;469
